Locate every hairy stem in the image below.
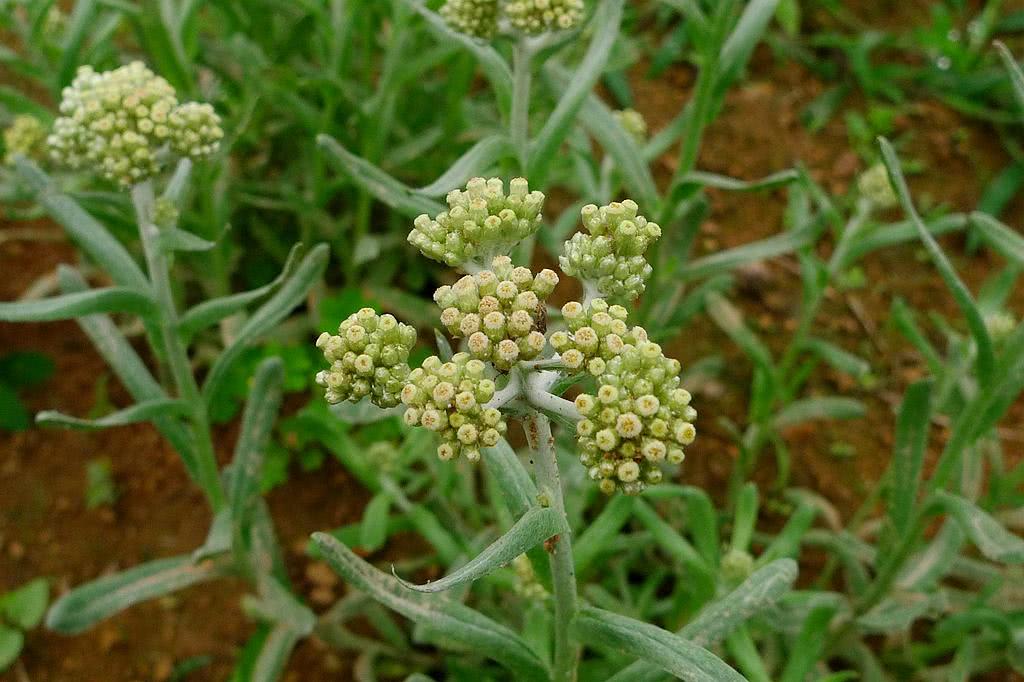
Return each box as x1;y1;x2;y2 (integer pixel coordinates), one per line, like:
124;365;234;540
131;181;226;511
511;39;534;172
525;411;579;682
525;370;581;422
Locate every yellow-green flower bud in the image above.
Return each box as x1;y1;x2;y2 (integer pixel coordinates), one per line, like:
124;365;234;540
857;163;897;209
441;0;499;39
3;115;47;165
316;308;417;408
506;0;584;34
409;177;545;268
614;109;647;145
549;298;646;374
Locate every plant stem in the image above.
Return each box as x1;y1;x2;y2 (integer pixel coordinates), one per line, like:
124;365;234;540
524;412;579;682
131;181;226;512
525;370;581;422
511;39;534;172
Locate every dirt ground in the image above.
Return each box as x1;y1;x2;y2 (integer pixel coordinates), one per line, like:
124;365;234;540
3;4;1024;681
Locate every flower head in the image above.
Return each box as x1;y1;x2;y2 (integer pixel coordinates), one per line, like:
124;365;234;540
401;353;506;462
549;298;647;375
574;340;695;495
409;177;545;268
435;256;557;370
559;199;661;301
47;62;223;186
505;0;585;34
3;115;47;165
857;163;898;209
316;308;418;408
440;0;499;39
614;109;647;145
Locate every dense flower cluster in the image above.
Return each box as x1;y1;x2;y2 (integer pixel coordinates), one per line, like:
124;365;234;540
440;0;499;39
435;256;558;371
3;115;47;165
409;177;545;268
549;299;648;375
614;109;647;145
315;308;417;408
559;200;661;301
986;311;1017;343
857;163;898;209
47;62;223;186
400;353;506;462
574;340;696;495
505;0;585;34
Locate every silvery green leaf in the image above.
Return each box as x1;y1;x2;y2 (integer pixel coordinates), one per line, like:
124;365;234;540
330;398;404;425
801;338;871;379
311;533;549;681
46;554;230;634
679;222;822;283
969;212;1024;267
719;0;782;84
0;287;156;322
397;507;564;593
778;603;838;682
995;42;1024;114
158;226;218;252
360;493;393;553
772;397;865;430
889;380;933;534
416;135;513;197
857;591;938;633
202;244;329;407
193;509;233;562
251;623;302;682
679;169;798;192
0;578;49;630
575;496;636;576
573;606;746;682
482;439;538;519
935;491;1024;564
897;521;964;590
36;398;191;430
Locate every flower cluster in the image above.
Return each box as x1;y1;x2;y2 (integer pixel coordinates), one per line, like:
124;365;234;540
549;299;648;375
400;353;506;462
47;62;223;186
435;256;558;371
574;340;696;495
614;109;647;145
559;200;661;301
440;0;499;39
857;163;898;209
409;177;546;268
986;311;1017;343
3;115;47;165
315;308;417;408
505;0;585;34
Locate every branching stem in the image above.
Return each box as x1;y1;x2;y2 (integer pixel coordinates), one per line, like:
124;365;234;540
511;39;534;172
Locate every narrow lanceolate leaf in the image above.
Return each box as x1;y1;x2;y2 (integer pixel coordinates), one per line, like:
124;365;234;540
202;244;329;407
879;138;995;387
0;288;156;322
397;507;565;593
889;380;933;534
719;0;782;84
705;292;775;377
969;212;1024;267
311;533;549;681
14;159;148;291
779;603;838;682
415;136;512;196
573;606;746;682
935;492;1024;564
251;623;302;682
317;135;444;217
575;496;636;575
677;222;822;282
178;244;304;341
772;397;866;430
229;358;285;540
995;42;1024;115
679;169;799;193
482;439;539;520
857;592;936;633
158;226;218;252
36;398;192;430
46;554;230;634
528;0;625;185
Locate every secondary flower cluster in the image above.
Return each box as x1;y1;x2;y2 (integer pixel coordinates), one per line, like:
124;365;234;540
400;354;506;463
857;163;898;209
614;109;648;145
3;115;46;165
574;340;696;495
47;62;223;186
315;308;417;408
550;299;648;375
440;0;584;39
560;200;662;301
435;256;558;370
409;177;545;268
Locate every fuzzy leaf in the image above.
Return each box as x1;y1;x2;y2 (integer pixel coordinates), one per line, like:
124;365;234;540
970;212;1024;267
0;288;156;322
482;439;539;520
46;555;229;634
415;136;512;196
889;380;933;534
773;397;865;430
678;222;821;283
36;398;191;430
251;623;301;682
996;42;1024;114
935;492;1024;564
397;507;564;593
574;606;746;682
311;533;549;680
158;226;218;252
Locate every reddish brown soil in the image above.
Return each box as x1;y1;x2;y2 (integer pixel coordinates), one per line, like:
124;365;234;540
4;11;1024;682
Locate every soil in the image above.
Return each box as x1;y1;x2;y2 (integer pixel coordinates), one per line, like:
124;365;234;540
3;5;1024;681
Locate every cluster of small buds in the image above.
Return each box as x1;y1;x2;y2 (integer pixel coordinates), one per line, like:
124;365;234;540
440;0;499;39
3;115;47;165
857;163;898;209
435;256;558;371
316;308;417;408
47;62;223;186
505;0;585;34
574;340;696;495
985;311;1017;343
549;299;648;375
720;549;755;583
409;177;545;268
400;353;507;463
614;109;648;145
559;200;661;301
512;554;548;599
43;6;67;40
